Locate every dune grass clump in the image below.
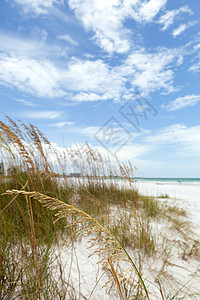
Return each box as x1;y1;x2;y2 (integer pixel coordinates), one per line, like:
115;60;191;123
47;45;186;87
0;117;150;299
4;189;150;300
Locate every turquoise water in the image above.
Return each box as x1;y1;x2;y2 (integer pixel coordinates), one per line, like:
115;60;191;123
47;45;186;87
135;177;200;183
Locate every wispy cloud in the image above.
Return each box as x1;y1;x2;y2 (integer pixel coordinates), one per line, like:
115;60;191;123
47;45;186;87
116;144;153;160
0;32;43;56
49;121;75;127
139;0;167;23
0;54;67;97
0;45;183;100
163;94;200;111
69;92;115;102
16;99;38;107
144;124;200;154
123;48;181;93
172;21;196;38
68;0;167;54
189;48;200;73
172;24;187;37
24;111;61;119
57;34;78;46
159;6;193;31
189;61;200;73
68;0;130;53
65;46;179;98
68;125;142;142
0;53;124;100
187;41;200;73
13;0;63;16
0;31;67;59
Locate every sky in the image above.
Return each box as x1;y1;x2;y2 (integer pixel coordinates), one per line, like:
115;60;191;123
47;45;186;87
0;0;200;178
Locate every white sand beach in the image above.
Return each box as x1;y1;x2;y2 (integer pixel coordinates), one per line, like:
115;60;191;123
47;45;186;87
133;181;200;299
54;180;200;299
134;181;200;236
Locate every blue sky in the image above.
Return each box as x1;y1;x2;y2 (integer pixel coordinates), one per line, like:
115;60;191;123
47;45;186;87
0;0;200;177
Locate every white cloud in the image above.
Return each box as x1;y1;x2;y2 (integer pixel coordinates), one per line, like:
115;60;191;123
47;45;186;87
69;92;113;102
172;21;196;38
194;44;200;51
189;61;200;72
116;144;153;160
68;0;131;53
16;99;38;107
57;34;78;46
0;46;182;100
144;124;200;154
172;24;187;37
24;111;61;119
0;54;66;97
63;58;124;99
49;121;75;127
68;0;166;53
172;21;197;38
189;43;200;73
159;6;193;31
64;125;140;151
189;61;200;73
139;0;167;22
0;53;123;99
14;0;63;15
0;32;42;55
0;32;65;59
122;48;180;93
163;94;200;111
70;126;151;159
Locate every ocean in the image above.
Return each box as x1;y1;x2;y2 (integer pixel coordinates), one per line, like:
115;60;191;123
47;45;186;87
135;177;200;184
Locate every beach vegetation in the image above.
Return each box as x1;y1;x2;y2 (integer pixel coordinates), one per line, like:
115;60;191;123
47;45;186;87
158;193;170;199
0;117;200;299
